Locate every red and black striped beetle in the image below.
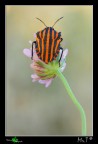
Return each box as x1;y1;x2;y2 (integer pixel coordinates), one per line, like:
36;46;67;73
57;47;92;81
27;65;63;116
31;17;63;66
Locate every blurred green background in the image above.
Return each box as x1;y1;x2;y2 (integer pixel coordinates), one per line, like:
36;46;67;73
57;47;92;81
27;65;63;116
5;6;93;136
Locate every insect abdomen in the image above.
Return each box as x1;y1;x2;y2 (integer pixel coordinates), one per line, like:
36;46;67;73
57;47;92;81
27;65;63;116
35;27;62;63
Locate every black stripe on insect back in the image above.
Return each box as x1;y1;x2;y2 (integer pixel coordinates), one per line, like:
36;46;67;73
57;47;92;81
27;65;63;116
53;40;56;57
48;27;52;62
53;30;58;56
39;37;42;55
40;30;44;60
53;36;58;57
43;27;48;62
54;30;56;39
36;32;40;38
41;30;44;38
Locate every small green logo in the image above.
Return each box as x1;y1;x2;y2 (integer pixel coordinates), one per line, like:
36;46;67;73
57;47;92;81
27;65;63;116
6;137;22;143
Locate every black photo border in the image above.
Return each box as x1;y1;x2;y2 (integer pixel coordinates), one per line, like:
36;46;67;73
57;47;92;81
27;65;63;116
0;0;95;144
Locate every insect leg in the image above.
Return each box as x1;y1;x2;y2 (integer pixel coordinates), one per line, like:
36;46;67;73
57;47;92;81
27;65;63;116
59;47;63;66
61;38;63;41
31;41;36;60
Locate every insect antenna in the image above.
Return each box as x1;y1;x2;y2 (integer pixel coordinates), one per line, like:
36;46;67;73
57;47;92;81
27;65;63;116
52;17;64;28
36;17;47;27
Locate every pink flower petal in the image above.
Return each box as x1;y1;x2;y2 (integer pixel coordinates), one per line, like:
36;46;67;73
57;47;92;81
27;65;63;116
62;49;68;59
31;74;40;82
34;33;36;38
31;74;40;79
38;78;53;88
59;48;68;61
23;49;31;57
33;52;39;60
45;79;53;88
60;63;66;72
38;79;46;84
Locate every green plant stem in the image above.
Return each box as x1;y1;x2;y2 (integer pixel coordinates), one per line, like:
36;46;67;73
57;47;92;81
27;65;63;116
56;69;87;136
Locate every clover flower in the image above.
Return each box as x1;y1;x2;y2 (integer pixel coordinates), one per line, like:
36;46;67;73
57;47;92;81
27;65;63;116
23;40;68;87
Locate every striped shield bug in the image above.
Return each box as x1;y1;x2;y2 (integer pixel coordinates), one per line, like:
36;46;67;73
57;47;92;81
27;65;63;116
31;17;64;66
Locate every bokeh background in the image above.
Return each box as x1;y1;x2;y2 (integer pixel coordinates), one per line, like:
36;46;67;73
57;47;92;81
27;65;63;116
5;6;93;136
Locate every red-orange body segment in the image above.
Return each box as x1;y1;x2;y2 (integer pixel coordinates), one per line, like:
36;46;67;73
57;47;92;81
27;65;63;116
35;27;62;64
